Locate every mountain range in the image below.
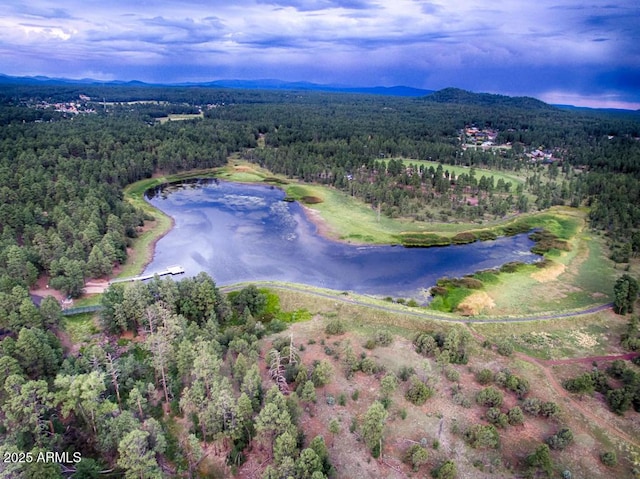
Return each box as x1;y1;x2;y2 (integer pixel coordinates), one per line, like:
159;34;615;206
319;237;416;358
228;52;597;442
0;74;432;97
1;73;637;113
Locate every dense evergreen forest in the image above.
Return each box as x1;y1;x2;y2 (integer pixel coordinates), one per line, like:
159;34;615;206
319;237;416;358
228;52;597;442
1;83;640;477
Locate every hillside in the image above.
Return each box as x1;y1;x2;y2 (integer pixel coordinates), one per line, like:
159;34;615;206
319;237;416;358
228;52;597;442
424;87;556;110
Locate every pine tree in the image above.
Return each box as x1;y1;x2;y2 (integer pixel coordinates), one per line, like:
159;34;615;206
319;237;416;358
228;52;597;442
361;401;388;457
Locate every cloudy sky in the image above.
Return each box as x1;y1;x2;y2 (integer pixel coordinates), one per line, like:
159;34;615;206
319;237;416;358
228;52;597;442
2;0;639;108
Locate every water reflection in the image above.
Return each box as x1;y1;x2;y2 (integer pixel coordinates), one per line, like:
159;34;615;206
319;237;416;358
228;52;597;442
144;179;540;299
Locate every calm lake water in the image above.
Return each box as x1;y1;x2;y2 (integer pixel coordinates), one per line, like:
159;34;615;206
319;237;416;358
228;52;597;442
144;179;540;300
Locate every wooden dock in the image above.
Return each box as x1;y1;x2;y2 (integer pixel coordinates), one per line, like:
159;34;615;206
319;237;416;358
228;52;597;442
109;265;185;284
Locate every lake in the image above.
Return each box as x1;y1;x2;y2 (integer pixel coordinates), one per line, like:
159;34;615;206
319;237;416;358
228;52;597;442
143;179;540;300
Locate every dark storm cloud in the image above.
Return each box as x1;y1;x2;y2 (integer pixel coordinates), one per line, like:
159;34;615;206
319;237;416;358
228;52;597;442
0;0;638;108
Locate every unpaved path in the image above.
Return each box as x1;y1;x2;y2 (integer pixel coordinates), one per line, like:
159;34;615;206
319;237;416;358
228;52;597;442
468;320;640;449
545;352;640;366
221;282;613;324
515;351;640;448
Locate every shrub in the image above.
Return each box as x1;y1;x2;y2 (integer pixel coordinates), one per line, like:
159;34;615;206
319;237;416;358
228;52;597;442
401;232;451;247
398;365;415;382
405;376;434;405
476;230;498;241
606;388;633;415
507;406;525;426
325;319;346;335
475;387;503;408
502;222;531;236
546;428;573;450
495;368;529;398
349;417;357;433
351;390;359;401
363;338;377;350
521;397;541;416
500;261;524;273
600;451;618;467
457;277;483;289
311;360;333;387
430;286;448;296
414;332;438;356
360;357;379;375
526;444;553;477
485;407;508;428
404;444;429;471
451;232;477;244
563;372;596;395
301;195;323;204
540;401;559;418
496;340;514;357
476;368;493;385
464;424;500;449
444;367;460;382
374;330;394;346
380;373;398;398
452;392;471;408
432;460;457;479
607;359;628;379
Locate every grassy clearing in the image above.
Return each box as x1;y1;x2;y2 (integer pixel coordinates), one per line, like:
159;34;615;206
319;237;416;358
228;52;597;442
381;158;526;187
238;281;458;334
72;295;101;308
470;310;626;359
425;209;615;316
61;313;99;344
155;112;204;124
430;286;474;313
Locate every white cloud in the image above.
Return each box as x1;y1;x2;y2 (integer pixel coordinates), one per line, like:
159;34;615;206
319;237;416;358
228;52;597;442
539;90;640;110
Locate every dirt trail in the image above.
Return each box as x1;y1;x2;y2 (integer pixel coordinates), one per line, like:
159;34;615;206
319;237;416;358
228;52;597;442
517;351;639;447
544;352;640;366
221;283;614;324
465;323;640;448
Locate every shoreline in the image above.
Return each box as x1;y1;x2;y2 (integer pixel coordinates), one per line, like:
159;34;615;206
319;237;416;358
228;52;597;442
135;211;175;276
297;202;370;246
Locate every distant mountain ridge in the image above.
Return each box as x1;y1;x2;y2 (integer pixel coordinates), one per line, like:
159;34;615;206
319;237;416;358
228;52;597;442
423;87;555;110
188;79;433;97
0;74;432;97
4;73;633;112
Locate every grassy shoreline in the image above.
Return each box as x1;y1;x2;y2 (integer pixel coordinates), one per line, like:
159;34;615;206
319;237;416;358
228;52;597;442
119;170;221;278
116;161;611;317
119;160;538;278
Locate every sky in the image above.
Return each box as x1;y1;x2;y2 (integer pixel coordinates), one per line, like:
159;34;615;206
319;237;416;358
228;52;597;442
2;0;639;109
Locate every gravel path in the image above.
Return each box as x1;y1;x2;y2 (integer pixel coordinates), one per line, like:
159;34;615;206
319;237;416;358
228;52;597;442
221;282;613;324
